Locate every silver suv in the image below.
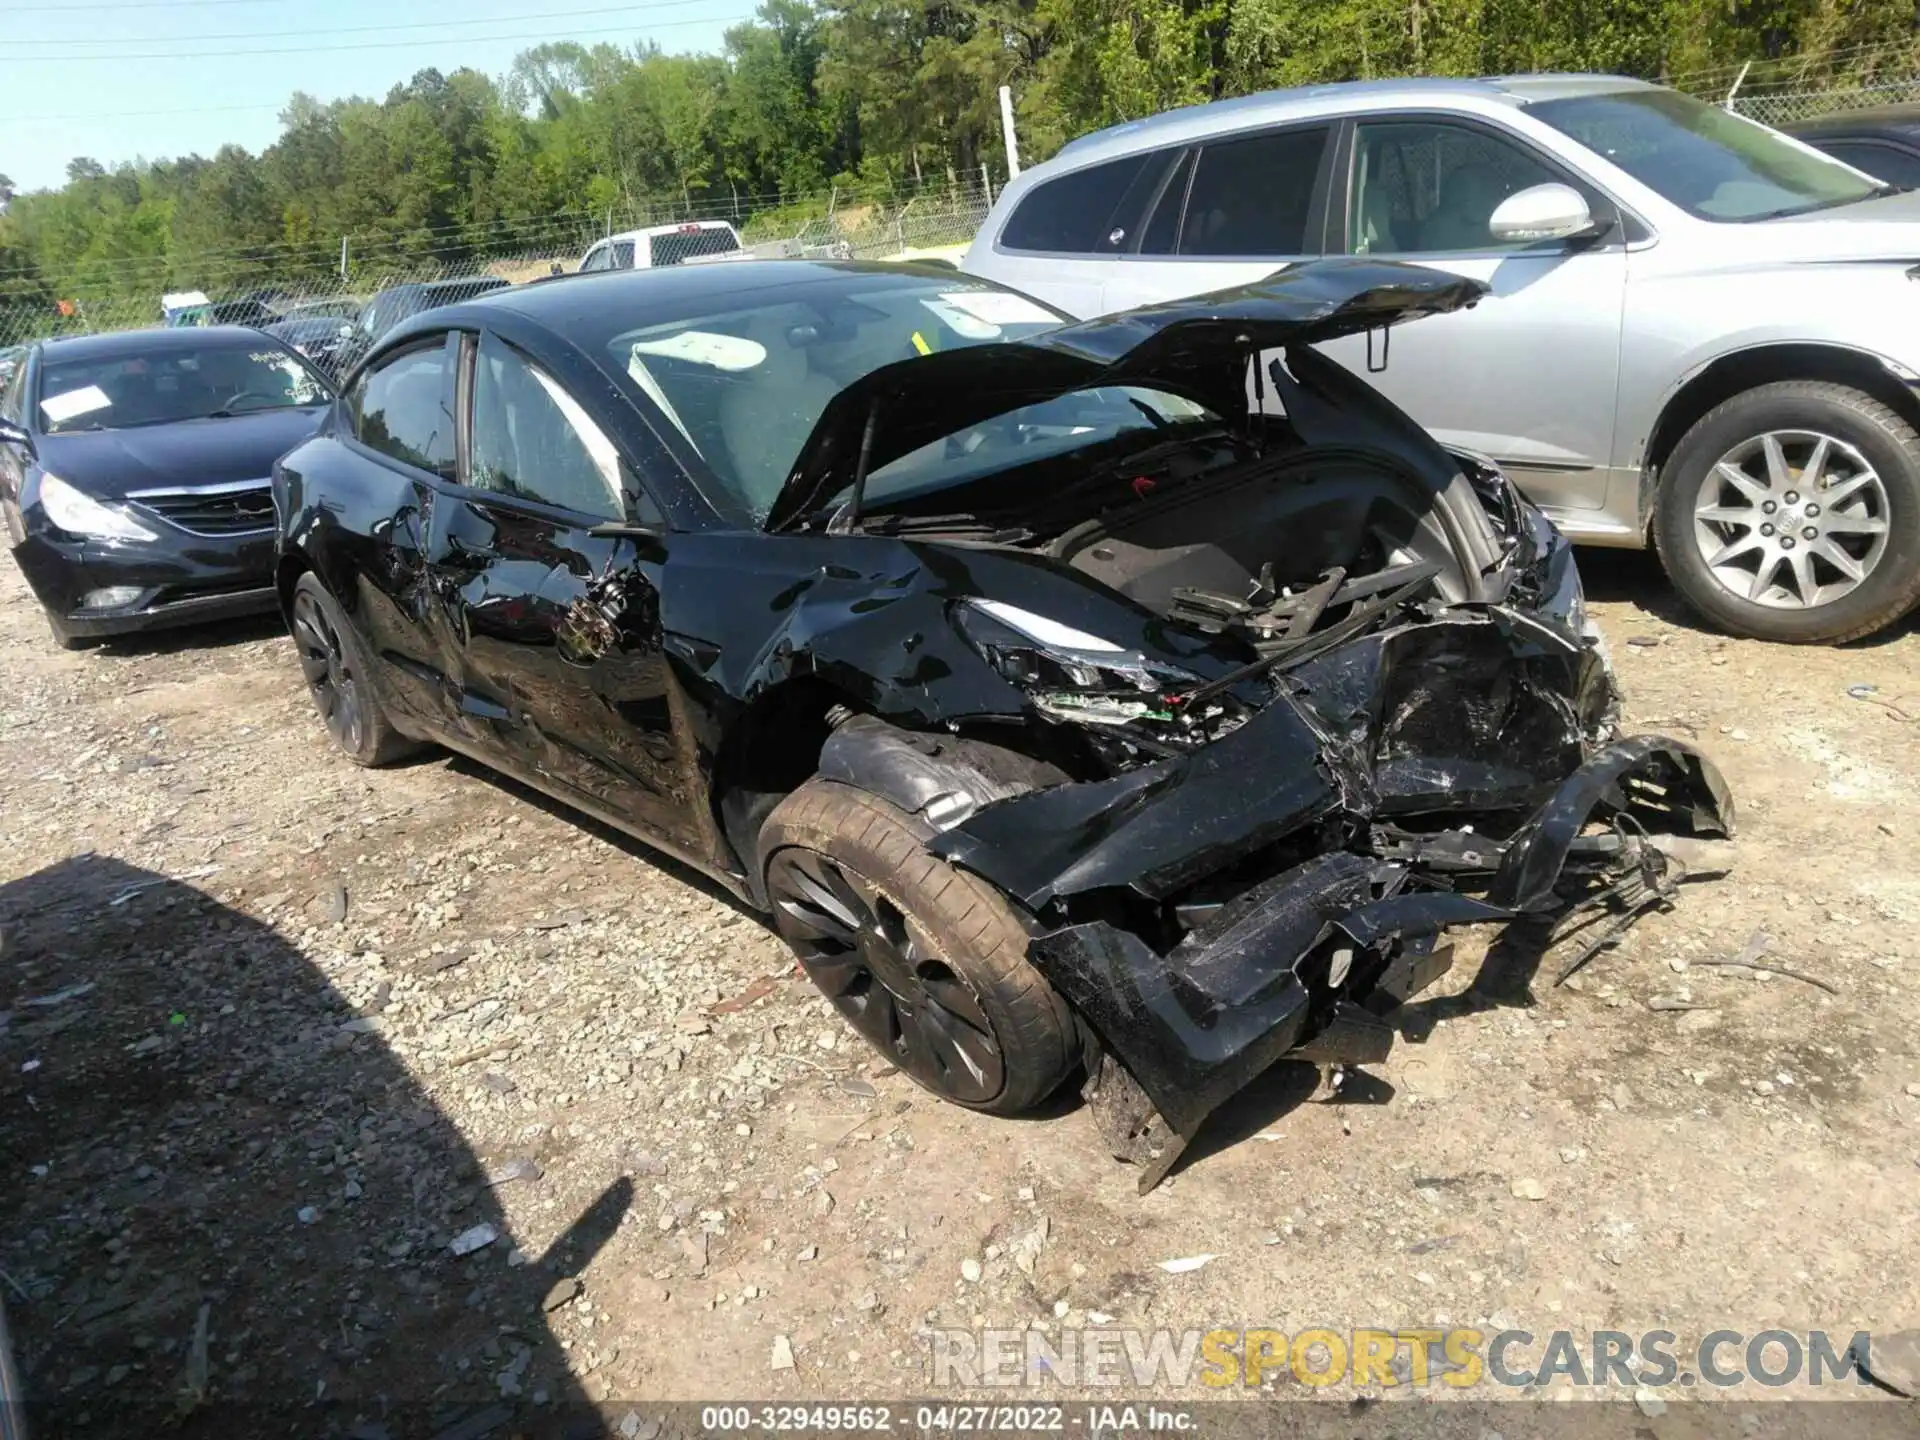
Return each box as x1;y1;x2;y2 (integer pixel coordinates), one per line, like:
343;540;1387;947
964;75;1920;643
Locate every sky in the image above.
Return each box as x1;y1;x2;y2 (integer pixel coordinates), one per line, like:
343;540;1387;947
0;0;752;194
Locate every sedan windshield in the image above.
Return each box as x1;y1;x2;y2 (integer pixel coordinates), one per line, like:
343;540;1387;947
1531;88;1883;221
37;339;329;434
605;275;1211;521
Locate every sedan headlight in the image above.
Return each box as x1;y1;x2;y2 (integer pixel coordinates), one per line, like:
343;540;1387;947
37;474;159;543
955;598;1195;726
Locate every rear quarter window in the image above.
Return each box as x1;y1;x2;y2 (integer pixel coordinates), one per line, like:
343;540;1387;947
998;153;1156;253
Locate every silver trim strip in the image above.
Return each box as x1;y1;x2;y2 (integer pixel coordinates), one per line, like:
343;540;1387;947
124;478;272;499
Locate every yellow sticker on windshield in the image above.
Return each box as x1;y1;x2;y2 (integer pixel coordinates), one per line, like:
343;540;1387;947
911;331;932;356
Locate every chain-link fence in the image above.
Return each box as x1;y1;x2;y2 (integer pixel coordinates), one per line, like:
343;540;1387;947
0;175;997;357
1670;43;1920;128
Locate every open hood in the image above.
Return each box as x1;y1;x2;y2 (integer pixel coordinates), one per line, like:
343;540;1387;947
763;260;1488;532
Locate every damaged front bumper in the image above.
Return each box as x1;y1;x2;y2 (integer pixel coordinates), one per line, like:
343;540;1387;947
929;696;1734;1190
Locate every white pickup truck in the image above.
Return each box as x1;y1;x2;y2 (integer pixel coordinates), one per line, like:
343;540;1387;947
577;221;745;272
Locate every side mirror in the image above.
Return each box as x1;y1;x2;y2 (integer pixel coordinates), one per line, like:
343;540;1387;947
1488;183;1599;244
0;418;33;455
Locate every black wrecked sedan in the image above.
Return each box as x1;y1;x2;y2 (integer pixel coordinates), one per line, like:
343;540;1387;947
1;326;334;648
273;260;1733;1185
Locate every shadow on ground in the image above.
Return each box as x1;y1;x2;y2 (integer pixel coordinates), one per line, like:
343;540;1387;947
0;856;629;1438
82;613;288;658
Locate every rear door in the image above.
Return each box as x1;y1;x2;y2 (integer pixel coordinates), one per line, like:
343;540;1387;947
1315;114;1630;516
330;333;466;735
424;329;695;850
1098;122;1337;314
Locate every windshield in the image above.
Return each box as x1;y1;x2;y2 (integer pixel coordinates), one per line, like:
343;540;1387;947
37;341;329;433
648;228;741;267
604;275;1212;521
1531;88;1883;220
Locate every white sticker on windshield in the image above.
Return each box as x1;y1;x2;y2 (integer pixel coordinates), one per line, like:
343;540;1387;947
939;291;1055;327
39;385;112;424
917;298;1001;340
630;331;767;372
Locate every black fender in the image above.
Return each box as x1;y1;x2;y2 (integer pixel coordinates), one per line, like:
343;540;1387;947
814;713;1066;836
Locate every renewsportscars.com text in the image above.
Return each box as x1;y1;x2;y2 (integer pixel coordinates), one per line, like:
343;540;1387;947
928;1326;1874;1391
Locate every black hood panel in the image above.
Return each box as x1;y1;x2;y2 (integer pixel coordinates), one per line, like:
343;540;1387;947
36;406;328;500
765;261;1487;530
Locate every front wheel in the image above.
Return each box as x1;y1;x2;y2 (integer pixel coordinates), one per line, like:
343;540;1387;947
1654;381;1920;643
759;779;1077;1115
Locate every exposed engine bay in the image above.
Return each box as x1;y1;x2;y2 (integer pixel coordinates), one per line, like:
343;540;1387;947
751;266;1736;1189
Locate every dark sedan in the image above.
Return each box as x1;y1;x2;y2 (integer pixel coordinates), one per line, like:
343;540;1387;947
273;261;1732;1185
264;315;360;379
0;326;333;647
1783;103;1920;189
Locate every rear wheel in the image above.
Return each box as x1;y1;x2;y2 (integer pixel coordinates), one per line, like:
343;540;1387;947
290;571;422;767
759;778;1076;1115
1654;381;1920;643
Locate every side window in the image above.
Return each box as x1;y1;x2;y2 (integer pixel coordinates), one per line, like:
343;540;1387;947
1348;120;1565;256
1137;151;1195;255
612;241;636;269
1177;126;1331;257
469;333;629;522
351;338;456;477
580;246;609;273
1817;139;1920;189
998;152;1154;253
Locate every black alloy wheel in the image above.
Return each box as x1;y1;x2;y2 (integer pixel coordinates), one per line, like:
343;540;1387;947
292;588;367;755
288;572;421;767
767;848;1006;1104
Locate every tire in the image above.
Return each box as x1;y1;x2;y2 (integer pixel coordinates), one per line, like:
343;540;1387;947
1654;381;1920;643
289;571;422;767
758;778;1077;1116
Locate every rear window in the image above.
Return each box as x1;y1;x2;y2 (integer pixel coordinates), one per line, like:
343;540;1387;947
648;228;740;266
998;153;1155;253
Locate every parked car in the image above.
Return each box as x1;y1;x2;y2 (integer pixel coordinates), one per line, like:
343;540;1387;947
964;75;1920;644
340;276;513;372
276;296;364;324
272;259;1731;1178
167;296;279;328
577;220;743;272
264;315;360;379
0;325;334;648
1783;103;1920;190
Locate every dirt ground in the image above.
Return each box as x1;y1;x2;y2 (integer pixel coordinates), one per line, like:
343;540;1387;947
2;546;1917;1438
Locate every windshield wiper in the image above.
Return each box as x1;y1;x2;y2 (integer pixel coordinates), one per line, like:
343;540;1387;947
1129;397;1171;429
1741;192;1880;222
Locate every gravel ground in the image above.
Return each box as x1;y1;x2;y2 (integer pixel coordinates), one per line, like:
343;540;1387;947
1;548;1917;1438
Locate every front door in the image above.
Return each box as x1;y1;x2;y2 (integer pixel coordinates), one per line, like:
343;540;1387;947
424;331;698;853
1316;116;1630;523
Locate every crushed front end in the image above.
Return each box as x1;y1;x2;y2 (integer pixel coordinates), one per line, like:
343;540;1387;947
922;512;1731;1191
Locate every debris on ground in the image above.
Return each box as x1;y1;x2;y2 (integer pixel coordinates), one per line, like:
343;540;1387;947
449;1223;500;1257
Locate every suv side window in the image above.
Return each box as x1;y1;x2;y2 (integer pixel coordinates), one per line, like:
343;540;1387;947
1172;125;1331;256
350;336;456;478
612;240;636;268
998;152;1156;253
580;245;610;273
469;332;634;522
1348;119;1565;255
